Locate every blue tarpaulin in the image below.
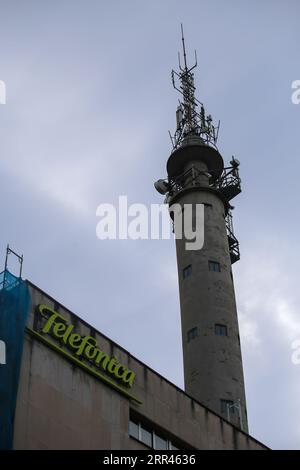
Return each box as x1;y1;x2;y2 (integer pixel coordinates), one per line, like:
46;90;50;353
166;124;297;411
0;270;31;449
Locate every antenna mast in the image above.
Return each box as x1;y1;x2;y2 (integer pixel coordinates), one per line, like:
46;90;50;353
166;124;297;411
170;24;220;150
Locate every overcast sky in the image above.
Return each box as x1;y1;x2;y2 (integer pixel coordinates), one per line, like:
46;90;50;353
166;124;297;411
0;0;299;450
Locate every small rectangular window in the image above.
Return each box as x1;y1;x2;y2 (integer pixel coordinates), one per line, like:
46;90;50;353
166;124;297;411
220;399;235;415
215;324;228;336
183;264;192;279
209;260;221;272
187;326;198;343
140;425;152;447
129;413;190;450
154;434;168;450
129;419;139;440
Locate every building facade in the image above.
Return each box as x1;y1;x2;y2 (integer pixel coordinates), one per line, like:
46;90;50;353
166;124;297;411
7;279;266;450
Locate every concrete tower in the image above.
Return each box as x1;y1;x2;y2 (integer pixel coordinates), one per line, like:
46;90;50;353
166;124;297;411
155;28;248;431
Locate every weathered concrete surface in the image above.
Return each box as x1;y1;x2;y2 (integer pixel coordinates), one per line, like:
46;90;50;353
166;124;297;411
12;283;266;450
173;187;248;431
165;136;247;431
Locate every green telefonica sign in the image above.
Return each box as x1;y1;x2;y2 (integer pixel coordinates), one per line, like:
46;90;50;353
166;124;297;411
27;304;141;404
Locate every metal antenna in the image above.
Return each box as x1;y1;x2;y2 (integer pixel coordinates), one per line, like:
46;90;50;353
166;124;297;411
4;244;23;278
181;23;188;70
169;25;220;150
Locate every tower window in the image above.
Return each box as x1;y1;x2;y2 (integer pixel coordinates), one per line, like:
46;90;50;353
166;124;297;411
209;260;221;272
220;399;235;415
215;324;228;336
183;264;192;279
187;326;198;343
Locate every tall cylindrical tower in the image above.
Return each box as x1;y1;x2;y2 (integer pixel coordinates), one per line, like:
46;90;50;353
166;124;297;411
155;28;248;431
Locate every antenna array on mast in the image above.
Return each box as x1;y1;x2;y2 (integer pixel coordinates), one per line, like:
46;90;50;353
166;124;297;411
169;25;220;150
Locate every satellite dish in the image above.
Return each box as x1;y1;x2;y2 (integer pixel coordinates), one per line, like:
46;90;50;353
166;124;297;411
154;179;170;195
